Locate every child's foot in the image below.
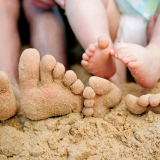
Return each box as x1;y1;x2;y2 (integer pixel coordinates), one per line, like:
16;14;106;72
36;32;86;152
82;76;122;118
81;36;116;79
19;49;84;120
125;93;160;114
0;71;17;120
110;43;160;88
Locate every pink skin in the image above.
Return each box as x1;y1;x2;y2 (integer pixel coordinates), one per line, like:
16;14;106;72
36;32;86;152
110;43;160;88
55;0;65;9
31;0;55;9
81;36;116;79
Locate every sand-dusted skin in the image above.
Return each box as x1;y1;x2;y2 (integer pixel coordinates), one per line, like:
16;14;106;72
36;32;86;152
19;49;84;120
125;93;160;114
0;71;17;120
81;36;116;79
82;76;122;118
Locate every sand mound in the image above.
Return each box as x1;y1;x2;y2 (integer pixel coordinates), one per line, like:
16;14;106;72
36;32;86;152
1;82;160;160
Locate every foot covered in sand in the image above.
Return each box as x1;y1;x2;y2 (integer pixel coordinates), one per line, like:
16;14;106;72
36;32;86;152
19;49;84;120
110;43;160;88
125;93;160;114
81;36;116;79
0;72;17;120
82;76;122;118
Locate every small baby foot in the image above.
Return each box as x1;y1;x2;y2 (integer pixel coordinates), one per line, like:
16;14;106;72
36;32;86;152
110;43;160;88
81;36;116;79
82;76;122;118
19;49;84;120
0;71;17;120
125;93;160;114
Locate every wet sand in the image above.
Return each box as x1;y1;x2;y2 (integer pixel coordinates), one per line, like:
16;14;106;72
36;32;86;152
1;65;160;160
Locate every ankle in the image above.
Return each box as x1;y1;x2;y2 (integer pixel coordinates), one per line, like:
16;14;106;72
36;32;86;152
147;43;160;57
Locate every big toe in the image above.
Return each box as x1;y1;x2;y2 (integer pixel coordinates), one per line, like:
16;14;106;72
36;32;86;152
0;72;17;120
125;94;148;114
89;76;111;95
98;36;109;49
19;48;40;90
0;71;10;91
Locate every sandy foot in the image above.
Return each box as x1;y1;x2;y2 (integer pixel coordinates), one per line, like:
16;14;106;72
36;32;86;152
81;36;116;79
0;71;17;120
82;76;122;118
110;43;160;88
125;93;160;114
19;49;84;120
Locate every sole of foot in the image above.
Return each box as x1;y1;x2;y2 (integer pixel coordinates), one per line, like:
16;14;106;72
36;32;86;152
110;43;160;88
82;76;122;118
125;93;160;114
0;71;17;120
19;49;84;120
81;36;116;79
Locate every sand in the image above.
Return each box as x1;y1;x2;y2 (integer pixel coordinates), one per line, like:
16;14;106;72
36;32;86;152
1;65;160;160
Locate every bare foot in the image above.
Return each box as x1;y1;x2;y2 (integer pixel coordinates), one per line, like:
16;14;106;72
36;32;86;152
125;93;160;114
81;36;116;79
110;43;160;88
82;76;122;118
19;49;84;120
0;71;17;120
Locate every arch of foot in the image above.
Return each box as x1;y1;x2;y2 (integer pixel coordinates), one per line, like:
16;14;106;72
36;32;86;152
125;93;160;114
19;49;84;120
82;76;122;118
0;71;17;120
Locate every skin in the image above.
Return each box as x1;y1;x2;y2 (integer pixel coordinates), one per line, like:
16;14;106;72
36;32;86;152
19;49;84;120
56;0;124;85
110;14;160;88
23;0;67;68
125;93;160;115
0;0;68;120
0;0;21;90
82;76;122;118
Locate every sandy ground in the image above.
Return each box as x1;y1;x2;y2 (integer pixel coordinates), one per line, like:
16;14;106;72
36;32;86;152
1;65;160;160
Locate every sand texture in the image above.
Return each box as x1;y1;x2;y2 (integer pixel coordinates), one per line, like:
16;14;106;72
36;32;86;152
0;64;160;160
1;79;160;160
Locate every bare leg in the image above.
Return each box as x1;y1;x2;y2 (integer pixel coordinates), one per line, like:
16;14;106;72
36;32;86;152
23;0;67;68
110;14;160;88
0;0;21;89
65;0;120;79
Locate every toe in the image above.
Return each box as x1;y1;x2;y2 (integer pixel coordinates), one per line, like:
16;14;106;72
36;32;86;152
70;79;84;94
88;44;96;53
82;53;89;60
83;87;95;99
149;94;160;106
89;76;111;95
125;94;148;114
0;72;17;120
82;107;94;117
138;94;151;107
85;50;94;57
52;62;65;80
19;48;40;90
0;71;10;92
81;60;88;67
63;70;77;87
84;99;95;108
98;36;109;49
40;55;56;86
